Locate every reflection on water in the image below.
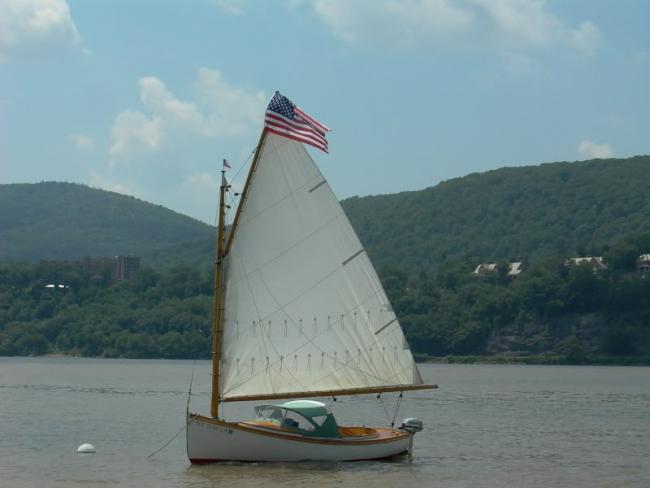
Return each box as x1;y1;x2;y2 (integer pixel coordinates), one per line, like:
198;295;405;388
1;358;649;487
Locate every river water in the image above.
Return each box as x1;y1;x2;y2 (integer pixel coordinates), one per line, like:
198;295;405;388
1;357;648;487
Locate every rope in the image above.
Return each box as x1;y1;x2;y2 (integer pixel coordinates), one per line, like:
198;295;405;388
147;359;196;459
146;423;186;459
391;392;403;428
377;394;392;425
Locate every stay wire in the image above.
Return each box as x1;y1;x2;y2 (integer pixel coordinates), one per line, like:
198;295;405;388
391;392;403;428
377;394;392;425
146;359;197;459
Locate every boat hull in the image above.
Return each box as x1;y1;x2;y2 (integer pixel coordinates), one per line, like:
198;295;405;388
186;413;412;463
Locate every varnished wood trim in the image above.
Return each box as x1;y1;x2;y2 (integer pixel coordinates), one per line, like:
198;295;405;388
221;383;437;403
189;413;411;446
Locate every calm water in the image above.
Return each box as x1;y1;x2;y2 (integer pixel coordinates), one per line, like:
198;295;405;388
1;358;648;488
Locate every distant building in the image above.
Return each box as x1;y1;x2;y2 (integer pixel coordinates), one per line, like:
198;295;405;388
508;262;523;277
113;255;140;281
42;255;142;283
473;262;523;278
565;256;607;272
82;256;115;282
636;254;650;273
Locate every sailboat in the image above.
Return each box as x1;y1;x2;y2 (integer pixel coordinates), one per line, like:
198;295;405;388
186;92;435;463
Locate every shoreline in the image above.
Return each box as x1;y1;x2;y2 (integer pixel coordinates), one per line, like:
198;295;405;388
418;354;650;366
0;353;647;366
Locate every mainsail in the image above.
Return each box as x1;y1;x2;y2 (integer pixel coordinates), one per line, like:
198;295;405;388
219;133;423;401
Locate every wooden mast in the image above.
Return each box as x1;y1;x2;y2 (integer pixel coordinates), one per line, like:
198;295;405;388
210;170;229;418
210;129;266;418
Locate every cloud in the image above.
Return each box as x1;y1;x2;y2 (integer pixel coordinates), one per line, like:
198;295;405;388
109;110;162;163
567;21;601;57
311;0;472;46
578;140;613;159
194;68;267;136
310;0;601;56
88;171;133;196
210;0;247;15
108;68;266;164
0;0;80;57
69;133;94;150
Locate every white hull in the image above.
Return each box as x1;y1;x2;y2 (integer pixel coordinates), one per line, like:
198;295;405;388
186;413;413;463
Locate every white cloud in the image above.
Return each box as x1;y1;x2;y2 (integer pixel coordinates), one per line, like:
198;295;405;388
311;0;472;46
568;21;601;57
210;0;247;15
0;0;80;57
194;68;267;136
69;133;94;150
109;110;162;163
310;0;601;56
578;140;613;159
108;68;266;165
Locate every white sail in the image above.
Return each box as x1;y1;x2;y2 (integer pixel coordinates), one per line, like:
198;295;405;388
220;133;423;400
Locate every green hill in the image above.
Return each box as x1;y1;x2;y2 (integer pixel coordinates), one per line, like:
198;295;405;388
0;182;214;263
1;156;650;360
3;156;649;271
343;155;650;273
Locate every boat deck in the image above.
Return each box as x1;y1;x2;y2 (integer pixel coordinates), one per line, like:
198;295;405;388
239;420;404;441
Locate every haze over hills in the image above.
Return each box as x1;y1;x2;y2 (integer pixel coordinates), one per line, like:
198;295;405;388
1;155;649;270
0;182;214;264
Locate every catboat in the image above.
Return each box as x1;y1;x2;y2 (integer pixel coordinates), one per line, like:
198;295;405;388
186;92;435;463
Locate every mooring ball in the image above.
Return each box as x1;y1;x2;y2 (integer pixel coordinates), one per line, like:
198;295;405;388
77;443;96;454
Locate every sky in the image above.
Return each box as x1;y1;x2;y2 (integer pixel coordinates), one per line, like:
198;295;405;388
1;0;648;224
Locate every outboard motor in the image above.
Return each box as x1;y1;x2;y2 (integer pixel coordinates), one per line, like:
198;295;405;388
399;418;423;456
399;418;423;434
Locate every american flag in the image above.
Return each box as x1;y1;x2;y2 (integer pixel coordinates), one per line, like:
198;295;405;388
223;159;231;169
264;92;330;153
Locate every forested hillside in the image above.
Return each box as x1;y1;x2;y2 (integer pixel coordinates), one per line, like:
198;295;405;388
2;156;650;361
4;156;650;272
0;182;213;262
343;155;650;273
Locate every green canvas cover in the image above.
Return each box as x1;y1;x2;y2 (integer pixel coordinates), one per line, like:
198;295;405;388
256;400;340;438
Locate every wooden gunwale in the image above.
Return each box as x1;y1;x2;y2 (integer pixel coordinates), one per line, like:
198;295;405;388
189;413;410;446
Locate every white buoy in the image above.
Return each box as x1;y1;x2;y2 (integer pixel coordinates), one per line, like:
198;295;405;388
77;443;96;454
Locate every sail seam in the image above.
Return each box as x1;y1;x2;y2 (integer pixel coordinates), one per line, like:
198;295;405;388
237;173;323;229
229;210;346;290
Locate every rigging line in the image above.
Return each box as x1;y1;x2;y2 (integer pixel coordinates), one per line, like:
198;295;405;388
186;358;197;412
230;146;257;182
391;392;403;428
147;423;186;459
377;394;393;425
